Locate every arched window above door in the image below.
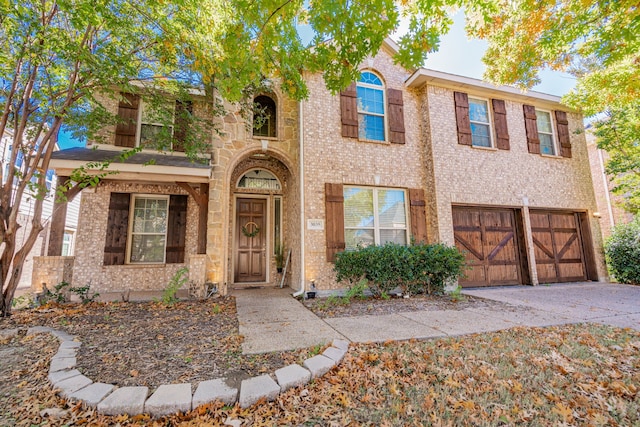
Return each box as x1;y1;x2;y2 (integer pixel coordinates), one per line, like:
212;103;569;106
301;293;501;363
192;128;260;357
253;95;277;138
237;169;281;191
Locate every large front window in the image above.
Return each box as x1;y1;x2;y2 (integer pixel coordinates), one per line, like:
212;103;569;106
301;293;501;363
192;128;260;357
536;109;556;155
128;195;169;263
469;98;492;147
344;187;408;250
357;71;386;141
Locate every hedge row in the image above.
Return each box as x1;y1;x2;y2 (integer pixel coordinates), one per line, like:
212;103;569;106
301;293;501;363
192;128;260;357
334;242;466;296
605;217;640;285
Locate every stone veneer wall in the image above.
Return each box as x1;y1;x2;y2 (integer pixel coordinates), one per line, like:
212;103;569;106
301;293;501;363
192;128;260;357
424;84;607;282
31;256;74;293
72;181;199;293
301;48;427;291
208;85;300;294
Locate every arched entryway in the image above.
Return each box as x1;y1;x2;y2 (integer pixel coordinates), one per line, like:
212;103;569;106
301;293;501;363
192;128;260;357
229;154;296;288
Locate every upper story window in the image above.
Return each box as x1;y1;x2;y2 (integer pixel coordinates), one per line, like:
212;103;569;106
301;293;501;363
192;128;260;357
536;109;555;155
356;72;386;141
115;93;191;152
469;98;492;147
454;92;510;151
253;95;277;138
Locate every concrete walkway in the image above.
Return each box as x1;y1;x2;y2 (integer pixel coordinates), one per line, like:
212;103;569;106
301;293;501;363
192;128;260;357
233;287;345;354
234;282;640;354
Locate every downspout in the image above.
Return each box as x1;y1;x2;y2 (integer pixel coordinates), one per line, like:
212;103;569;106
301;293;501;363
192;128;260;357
293;98;306;297
598;148;615;229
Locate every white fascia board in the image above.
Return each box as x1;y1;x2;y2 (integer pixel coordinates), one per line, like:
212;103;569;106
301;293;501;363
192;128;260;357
50;159;210;182
406;68;571;111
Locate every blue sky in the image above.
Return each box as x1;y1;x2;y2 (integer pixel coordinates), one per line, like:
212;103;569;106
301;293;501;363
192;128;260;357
58;11;576;150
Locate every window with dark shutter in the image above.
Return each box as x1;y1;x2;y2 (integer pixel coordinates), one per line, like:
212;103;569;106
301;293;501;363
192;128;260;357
409;188;428;243
166;195;188;263
523;104;540;154
103;193;130;266
491;99;510;150
387;88;405;144
115;93;139;148
325;183;345;262
173;100;193;153
454;92;472;146
340;84;358;138
555;110;572;158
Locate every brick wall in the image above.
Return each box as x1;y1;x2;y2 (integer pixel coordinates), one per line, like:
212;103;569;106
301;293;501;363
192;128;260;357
301;47;427;290
71;181;198;293
424;84;607;281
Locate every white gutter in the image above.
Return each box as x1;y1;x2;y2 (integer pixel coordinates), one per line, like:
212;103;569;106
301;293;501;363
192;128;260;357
293;98;306;297
598;148;615;229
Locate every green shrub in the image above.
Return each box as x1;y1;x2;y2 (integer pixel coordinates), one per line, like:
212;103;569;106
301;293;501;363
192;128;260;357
605;217;640;285
161;267;189;305
334;242;466;296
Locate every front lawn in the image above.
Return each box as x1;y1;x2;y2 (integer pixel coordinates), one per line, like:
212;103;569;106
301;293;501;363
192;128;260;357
1;321;638;426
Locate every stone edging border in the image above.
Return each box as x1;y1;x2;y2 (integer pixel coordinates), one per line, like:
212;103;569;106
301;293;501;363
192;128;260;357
25;326;349;417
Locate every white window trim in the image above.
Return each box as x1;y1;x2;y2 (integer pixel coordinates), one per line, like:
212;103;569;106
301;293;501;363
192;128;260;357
535;108;557;156
135;99;176;148
126;194;170;264
343;186;409;249
468;97;494;148
356;71;387;142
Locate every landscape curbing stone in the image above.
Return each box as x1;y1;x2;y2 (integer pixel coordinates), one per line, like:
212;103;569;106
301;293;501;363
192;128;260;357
41;324;351;416
55;348;77;359
303;355;336;378
322;346;347;363
59;340;81;350
193;378;238;408
27;326;54;336
239;375;281;408
97;386;149;416
49;357;77;373
56;374;93;397
275;364;312;392
69;382;115;407
0;328;20;340
145;383;192;417
48;369;82;386
332;339;350;352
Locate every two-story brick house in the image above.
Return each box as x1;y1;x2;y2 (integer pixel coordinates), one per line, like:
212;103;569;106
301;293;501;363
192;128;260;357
43;39;606;296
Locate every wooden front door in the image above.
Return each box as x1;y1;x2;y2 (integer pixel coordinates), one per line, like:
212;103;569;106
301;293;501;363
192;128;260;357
530;211;587;283
453;207;524;287
235;198;267;283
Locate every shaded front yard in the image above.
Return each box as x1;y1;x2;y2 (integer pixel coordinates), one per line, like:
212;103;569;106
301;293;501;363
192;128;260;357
1;298;639;426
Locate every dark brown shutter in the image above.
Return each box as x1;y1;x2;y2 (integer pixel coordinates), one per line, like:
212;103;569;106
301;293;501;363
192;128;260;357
325;183;345;262
166;195;188;264
103;193;130;266
409;188;428;244
491;99;510;150
523;104;540;154
387;88;405;144
555;110;572;158
340;83;358;138
115;93;139;148
454;92;472;146
173;100;193;153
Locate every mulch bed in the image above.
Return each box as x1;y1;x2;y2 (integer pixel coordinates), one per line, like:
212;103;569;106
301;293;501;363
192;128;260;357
3;297;308;391
304;292;521;318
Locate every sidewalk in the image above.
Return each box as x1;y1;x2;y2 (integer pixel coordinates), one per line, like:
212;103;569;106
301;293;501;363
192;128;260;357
234;282;640;354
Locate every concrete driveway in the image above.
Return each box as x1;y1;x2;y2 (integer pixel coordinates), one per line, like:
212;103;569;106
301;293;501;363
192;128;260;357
463;282;640;331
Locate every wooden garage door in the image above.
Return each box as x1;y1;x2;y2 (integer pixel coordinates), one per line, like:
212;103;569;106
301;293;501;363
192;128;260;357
453;207;524;287
530;211;587;283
